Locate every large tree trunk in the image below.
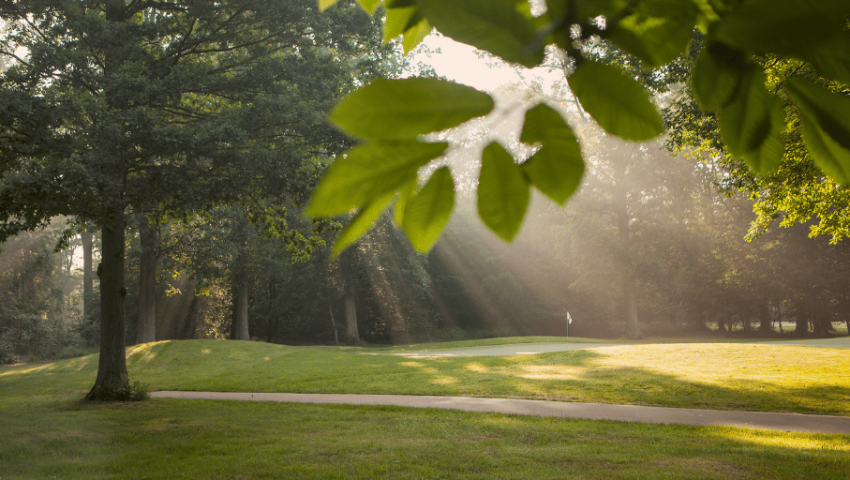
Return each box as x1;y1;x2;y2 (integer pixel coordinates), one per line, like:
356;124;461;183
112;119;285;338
81;229;94;322
232;268;250;341
794;315;808;336
135;216;158;344
623;279;641;339
86;219;130;401
758;302;772;333
741;313;752;333
343;281;359;344
614;160;641;340
266;276;277;343
187;290;210;339
329;304;340;346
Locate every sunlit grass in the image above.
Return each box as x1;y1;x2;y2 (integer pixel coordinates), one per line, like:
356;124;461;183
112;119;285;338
3;338;850;479
1;394;848;480
4;339;849;415
370;335;609;352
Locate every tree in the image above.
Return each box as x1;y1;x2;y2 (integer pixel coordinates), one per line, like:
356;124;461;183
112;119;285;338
309;0;850;253
0;219;84;362
664;36;850;243
134;214;158;344
0;0;385;399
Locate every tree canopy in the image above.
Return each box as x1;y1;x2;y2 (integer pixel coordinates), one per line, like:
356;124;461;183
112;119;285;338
310;0;850;251
0;0;386;399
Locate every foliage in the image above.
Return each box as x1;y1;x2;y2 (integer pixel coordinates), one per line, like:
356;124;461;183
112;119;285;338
310;0;850;251
0;223;85;362
665;36;850;242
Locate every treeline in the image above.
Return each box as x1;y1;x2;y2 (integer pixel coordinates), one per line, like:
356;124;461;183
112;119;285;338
2;140;848;363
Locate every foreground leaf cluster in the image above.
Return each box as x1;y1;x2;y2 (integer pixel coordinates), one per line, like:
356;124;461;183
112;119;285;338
311;0;850;252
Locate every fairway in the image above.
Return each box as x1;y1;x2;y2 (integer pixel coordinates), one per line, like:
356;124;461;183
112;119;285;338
3;338;849;479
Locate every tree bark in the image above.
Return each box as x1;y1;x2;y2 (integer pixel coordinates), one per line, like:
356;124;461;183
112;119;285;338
86;218;130;400
135;216;158;344
741;313;752;333
758;302;772;333
613;160;641;340
266;276;276;343
329;304;339;346
343;281;359;344
623;280;641;339
794;315;808;336
232;268;250;341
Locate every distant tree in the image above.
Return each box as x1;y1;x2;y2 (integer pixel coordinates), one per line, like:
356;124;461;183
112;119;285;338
0;221;82;362
0;0;385;400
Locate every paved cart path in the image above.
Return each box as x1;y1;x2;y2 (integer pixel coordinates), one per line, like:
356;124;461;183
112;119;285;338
151;339;850;435
149;390;850;435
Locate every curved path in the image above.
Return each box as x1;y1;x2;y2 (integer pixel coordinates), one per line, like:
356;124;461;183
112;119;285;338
150;391;850;435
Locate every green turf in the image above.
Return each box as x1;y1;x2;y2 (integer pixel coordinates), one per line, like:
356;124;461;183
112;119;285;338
3;338;850;479
2;393;849;480
4;338;849;415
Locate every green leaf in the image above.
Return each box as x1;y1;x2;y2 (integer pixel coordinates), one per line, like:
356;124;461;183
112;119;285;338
716;0;850;55
402;18;431;54
690;43;747;112
478;142;530;242
323;0;381;13
568;61;665;141
416;0;545;68
331;192;394;258
785;79;850;185
393;176;417;227
330;78;494;140
608;0;699;68
522;147;584;205
386;0;415;7
384;7;423;43
318;0;340;11
800;32;850;86
403;166;455;252
717;71;785;175
355;0;383;14
307;141;448;216
519;104;584;204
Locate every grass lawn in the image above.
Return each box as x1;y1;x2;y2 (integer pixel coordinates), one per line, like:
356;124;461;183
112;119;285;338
3;338;849;479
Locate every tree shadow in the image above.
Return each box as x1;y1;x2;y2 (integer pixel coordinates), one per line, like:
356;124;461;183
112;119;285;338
396;348;850;416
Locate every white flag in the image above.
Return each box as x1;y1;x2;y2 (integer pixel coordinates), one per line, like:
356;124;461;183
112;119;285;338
567;312;573;324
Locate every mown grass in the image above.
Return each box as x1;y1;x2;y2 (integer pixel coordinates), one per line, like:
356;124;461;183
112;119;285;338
4;338;850;414
372;335;612;352
3;395;849;480
2;338;850;479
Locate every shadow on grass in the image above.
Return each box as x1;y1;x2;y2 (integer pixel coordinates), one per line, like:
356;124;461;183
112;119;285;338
395;348;850;416
3;340;848;417
2;393;849;480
